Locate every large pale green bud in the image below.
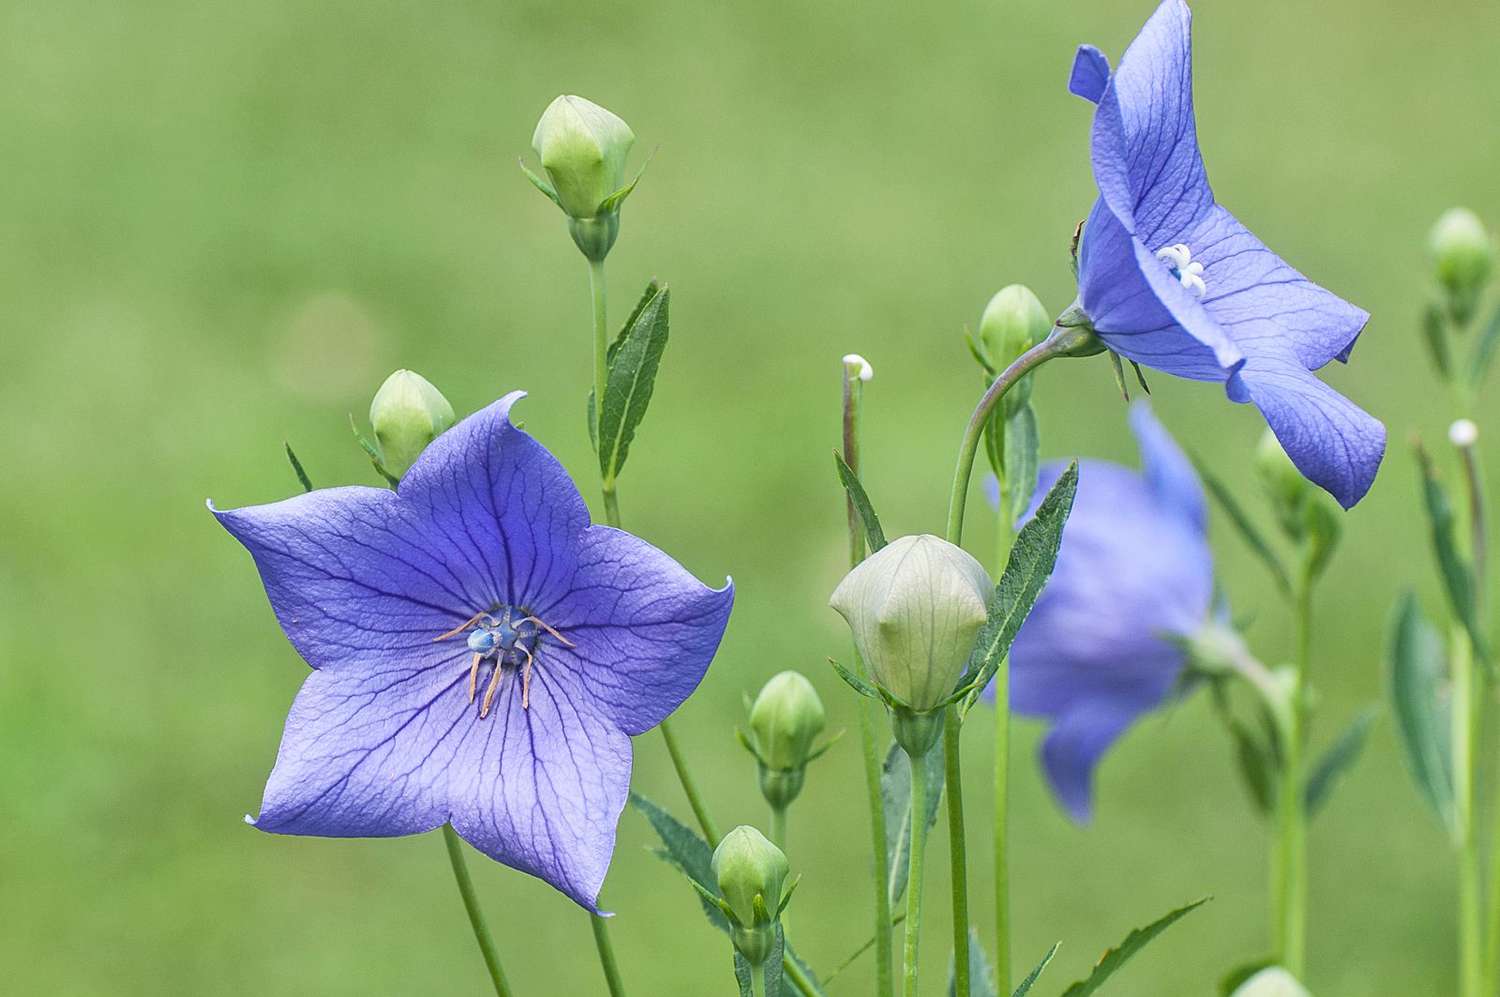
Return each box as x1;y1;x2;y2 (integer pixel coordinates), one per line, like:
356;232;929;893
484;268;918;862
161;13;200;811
712;825;789;966
978;284;1050;409
369;370;455;478
530;95;635;261
829;535;992;716
1429;208;1494;324
1230;968;1310;997
746;671;826;808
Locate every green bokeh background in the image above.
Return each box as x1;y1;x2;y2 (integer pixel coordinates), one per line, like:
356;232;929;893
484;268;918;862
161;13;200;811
3;0;1497;992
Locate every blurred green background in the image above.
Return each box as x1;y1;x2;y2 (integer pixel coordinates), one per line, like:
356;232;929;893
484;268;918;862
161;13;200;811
3;0;1498;992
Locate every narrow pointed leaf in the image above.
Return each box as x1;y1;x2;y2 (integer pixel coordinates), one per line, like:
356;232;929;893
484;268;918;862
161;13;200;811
947;927;999;997
1058;897;1210;997
1415;444;1490;670
882;741;946;908
958;461;1077;714
1227;715;1277;817
834;452;887;552
284;443;313;493
1388;594;1456;830
1422;302;1452;381
1195;460;1292;596
518;159;562;207
1304;707;1378;816
1470;301;1500;388
1002;402;1040;528
590;282;670;481
1010;941;1059;996
831;658;881;700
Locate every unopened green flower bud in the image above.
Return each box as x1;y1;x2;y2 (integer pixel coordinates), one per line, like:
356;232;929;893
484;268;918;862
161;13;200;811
1230;967;1310;997
978;284;1050;409
712;825;789;966
532;95;635;218
1430;208;1494;323
747;671;826;808
1255;430;1308;541
829;534;992;716
369;370;455;478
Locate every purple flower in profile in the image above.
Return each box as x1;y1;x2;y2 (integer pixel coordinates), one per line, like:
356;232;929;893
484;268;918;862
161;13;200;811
210;391;733;910
1069;0;1384;508
999;403;1212;822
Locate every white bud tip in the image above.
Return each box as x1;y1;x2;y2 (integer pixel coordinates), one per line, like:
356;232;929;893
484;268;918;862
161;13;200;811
843;354;874;381
1450;419;1479;448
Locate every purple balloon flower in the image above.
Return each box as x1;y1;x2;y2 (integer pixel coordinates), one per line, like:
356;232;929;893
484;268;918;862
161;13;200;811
999;403;1212;823
210;391;733;910
1069;0;1384;508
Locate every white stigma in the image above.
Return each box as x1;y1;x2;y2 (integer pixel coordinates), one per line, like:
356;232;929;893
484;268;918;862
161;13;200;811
1450;418;1479;448
843;353;874;382
1156;243;1207;298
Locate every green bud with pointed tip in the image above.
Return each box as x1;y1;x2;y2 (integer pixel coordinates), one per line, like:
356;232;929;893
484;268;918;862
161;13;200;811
532;94;635;217
369;370;455;479
829;534;992;715
746;671;826;808
712;825;789;966
1255;430;1308;541
1430;208;1494;325
978;284;1050;409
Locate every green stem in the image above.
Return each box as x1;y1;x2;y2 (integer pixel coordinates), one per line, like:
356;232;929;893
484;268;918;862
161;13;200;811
442;825;515;997
904;748;933;997
769;805;788;853
750;961;769;997
660;717;720;844
845;361;895;997
944;717;970;997
1455;627;1484;997
591;913;627;997
992;511;1016;992
944;326;1089;546
1274;572;1311;978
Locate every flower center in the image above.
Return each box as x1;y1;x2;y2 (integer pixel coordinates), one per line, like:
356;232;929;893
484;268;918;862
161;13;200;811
433;603;575;717
1155;243;1207;298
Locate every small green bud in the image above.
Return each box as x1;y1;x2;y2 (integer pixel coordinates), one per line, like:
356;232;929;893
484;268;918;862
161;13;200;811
369;370;455;478
1430;207;1494;323
829;534;992;714
746;671;826;808
978;284;1050;408
532;95;636;222
712;825;789;966
1255;430;1308;541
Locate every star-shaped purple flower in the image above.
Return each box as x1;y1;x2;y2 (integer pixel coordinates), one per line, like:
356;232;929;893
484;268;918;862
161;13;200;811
210;391;733;910
999;403;1212;822
1070;0;1385;508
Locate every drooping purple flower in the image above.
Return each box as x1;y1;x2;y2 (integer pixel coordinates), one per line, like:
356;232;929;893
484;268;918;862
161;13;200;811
998;402;1212;822
1069;0;1385;509
210;391;733;910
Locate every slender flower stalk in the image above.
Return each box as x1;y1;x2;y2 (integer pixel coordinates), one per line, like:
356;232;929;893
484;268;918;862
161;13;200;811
904;749;933;997
750;963;769;997
443;825;516;997
1273;569;1312;978
944;722;970;996
842;355;895;997
991;510;1016;991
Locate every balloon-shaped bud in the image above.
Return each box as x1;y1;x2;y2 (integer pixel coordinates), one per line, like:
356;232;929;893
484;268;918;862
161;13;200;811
369;370;455;479
1430;208;1494;324
530;95;636;261
829;535;992;715
747;671;826;808
712;825;789;966
978;284;1050;408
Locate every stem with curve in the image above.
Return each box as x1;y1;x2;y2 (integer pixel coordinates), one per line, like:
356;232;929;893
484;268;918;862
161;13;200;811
443;825;516;997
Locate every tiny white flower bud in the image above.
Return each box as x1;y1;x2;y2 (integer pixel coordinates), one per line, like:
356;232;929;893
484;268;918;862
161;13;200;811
1450;418;1479;449
843;353;874;382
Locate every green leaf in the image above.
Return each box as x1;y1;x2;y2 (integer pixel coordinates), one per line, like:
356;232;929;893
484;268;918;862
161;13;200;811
1422;302;1452;381
284;443;313;493
629;792;726;931
1195;460;1292;597
1001;402;1040;528
1388;593;1456;830
1304;707;1378;816
948;927;999;997
957;462;1078;713
348;414;400;488
596;151;653;215
882;740;946;908
834;452;887;552
591;282;670;482
517;158;562;208
1011;941;1059;996
831;657;883;701
1058;897;1210;997
1469;301;1500;388
1226;713;1278;817
1300;498;1342;585
1415;443;1490;670
781;944;828;996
